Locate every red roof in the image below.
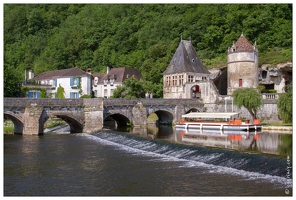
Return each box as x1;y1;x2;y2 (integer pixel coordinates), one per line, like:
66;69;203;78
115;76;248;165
234;34;255;52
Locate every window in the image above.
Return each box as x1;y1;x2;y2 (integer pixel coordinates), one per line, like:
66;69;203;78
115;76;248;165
110;79;114;86
28;91;40;98
239;79;242;87
172;75;177;86
104;89;108;97
94;77;99;86
178;75;183;86
188;75;193;82
166;76;170;86
53;79;57;87
70;77;80;87
70;92;79;98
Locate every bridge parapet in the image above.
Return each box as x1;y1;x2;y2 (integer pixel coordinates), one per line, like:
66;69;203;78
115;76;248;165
103;98;203;106
4;98;84;107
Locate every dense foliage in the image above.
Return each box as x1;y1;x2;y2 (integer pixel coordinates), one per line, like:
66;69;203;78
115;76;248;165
232;88;263;120
277;84;292;123
4;4;292;97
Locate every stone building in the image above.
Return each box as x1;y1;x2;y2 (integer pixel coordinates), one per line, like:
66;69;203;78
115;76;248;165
163;40;211;100
259;62;292;93
227;33;259;95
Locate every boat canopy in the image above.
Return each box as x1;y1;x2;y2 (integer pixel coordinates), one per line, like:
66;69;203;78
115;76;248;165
182;112;239;119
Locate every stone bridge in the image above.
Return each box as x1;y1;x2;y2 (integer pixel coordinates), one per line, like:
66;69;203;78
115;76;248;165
4;98;204;135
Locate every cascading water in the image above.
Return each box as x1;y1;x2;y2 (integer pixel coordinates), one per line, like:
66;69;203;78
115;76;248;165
86;130;290;186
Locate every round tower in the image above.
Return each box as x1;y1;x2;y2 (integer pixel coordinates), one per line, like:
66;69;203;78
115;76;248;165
227;34;259;95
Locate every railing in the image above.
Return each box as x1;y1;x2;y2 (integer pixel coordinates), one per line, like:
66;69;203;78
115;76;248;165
262;93;279;100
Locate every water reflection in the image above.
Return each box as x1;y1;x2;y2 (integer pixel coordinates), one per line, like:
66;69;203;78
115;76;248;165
120;125;291;157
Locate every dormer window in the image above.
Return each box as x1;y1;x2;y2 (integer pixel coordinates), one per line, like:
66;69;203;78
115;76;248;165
104;79;108;86
94;77;99;86
110;78;114;86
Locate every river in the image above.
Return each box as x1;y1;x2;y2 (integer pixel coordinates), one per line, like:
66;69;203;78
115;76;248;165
3;125;292;196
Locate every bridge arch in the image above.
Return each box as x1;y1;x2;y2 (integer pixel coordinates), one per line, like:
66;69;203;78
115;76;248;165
152;110;174;125
4;112;24;135
104;113;131;128
186;108;200;114
41;111;84;133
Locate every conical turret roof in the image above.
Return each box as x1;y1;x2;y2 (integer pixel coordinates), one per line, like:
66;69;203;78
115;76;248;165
163;40;210;75
234;34;255;52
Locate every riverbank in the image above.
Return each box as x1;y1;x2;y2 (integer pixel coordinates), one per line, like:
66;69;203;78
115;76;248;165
262;125;292;133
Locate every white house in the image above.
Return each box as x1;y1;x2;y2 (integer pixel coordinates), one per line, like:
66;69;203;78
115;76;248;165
25;67;92;98
92;67;142;98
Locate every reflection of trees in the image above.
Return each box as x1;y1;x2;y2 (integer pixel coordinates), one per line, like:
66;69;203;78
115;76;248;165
277;134;292;156
247;138;258;151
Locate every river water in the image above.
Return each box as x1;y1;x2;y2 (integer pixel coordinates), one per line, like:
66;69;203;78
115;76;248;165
4;126;292;196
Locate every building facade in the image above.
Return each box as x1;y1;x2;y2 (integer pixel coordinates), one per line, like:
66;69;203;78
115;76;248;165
92;67;142;98
227;34;259;95
163;40;211;99
24;67;92;98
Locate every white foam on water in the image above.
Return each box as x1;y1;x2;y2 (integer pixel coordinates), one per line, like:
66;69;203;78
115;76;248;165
78;133;289;188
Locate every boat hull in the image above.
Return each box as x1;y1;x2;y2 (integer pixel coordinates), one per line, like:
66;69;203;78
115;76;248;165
176;123;261;131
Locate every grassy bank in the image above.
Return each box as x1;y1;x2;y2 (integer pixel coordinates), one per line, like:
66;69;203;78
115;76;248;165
4;126;14;134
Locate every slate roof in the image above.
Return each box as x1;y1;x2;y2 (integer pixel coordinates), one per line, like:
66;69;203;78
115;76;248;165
92;67;142;84
163;40;210;75
31;67;91;80
234;34;255;52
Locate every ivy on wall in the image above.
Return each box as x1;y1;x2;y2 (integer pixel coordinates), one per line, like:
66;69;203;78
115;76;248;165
21;86;48;98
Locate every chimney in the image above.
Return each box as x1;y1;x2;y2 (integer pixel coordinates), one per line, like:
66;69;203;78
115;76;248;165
86;68;92;74
28;69;34;79
107;66;110;75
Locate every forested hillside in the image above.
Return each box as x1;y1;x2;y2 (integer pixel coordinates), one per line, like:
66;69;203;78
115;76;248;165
4;4;292;97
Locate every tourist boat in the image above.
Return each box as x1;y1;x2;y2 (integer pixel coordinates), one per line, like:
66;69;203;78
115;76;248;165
176;112;261;131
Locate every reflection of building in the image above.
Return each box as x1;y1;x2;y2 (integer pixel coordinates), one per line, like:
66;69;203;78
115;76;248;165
92;67;141;98
177;129;260;149
163;40;211;99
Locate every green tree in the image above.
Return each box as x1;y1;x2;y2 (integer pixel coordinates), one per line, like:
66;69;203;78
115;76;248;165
4;64;20;97
111;85;126;98
277;84;292;123
56;84;65;98
111;77;144;98
232;88;263;120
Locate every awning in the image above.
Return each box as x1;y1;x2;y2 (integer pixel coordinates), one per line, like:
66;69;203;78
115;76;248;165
182;112;239;119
